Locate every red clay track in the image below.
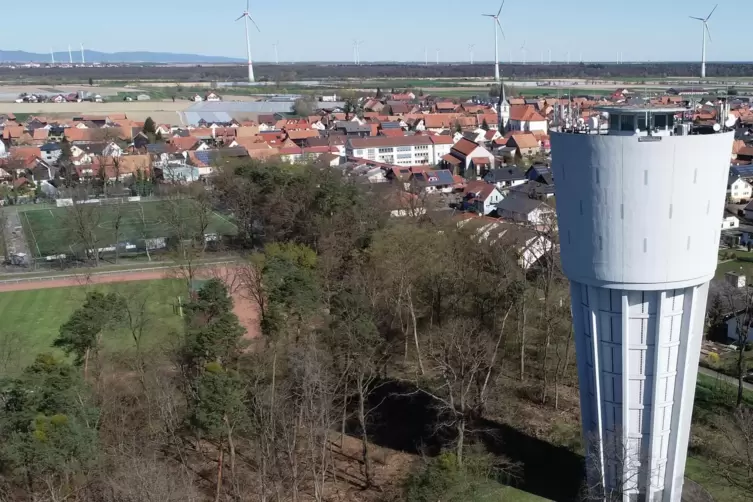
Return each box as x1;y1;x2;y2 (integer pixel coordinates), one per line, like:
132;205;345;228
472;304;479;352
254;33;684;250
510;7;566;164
0;266;260;340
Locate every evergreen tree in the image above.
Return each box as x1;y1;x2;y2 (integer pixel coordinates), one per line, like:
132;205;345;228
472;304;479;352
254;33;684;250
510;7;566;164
53;292;126;378
481;118;490;131
182;279;245;370
0;354;99;493
142;116;157;135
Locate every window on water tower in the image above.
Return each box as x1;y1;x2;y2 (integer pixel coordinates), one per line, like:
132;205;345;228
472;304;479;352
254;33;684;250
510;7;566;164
620;114;635;132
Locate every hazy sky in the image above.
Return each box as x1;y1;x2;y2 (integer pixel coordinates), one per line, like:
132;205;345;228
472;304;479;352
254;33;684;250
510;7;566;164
3;0;748;62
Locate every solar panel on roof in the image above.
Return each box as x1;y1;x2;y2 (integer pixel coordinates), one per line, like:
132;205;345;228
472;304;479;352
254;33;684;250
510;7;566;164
194;151;212;165
733;165;753;177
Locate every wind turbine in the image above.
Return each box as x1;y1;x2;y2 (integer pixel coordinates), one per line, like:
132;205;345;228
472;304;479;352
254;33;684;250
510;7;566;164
235;0;260;83
273;41;279;65
690;4;717;78
435;48;440;65
50;48;55;65
468;44;476;65
80;43;85;64
424;47;428;66
68;45;73;64
520;41;527;65
482;1;506;81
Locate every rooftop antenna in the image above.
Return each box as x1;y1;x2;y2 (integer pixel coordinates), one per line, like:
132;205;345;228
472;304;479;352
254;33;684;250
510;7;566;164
235;0;261;83
690;3;717;79
80;43;85;64
468;44;476;65
482;1;506;81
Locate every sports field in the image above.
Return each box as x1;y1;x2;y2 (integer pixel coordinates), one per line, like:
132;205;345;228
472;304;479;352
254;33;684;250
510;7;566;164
0;279;185;375
20;199;237;258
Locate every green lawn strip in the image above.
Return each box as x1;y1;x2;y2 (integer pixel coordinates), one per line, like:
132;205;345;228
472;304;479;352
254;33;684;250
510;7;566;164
0;279;186;374
685;456;750;502
21;200;237;257
715;259;753;279
495;485;550;501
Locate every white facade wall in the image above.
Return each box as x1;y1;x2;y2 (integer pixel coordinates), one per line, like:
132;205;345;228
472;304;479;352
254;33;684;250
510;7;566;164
729;178;752;202
551;131;734;502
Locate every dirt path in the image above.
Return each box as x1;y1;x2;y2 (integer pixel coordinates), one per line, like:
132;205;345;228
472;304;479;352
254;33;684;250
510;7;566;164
0;266;260;340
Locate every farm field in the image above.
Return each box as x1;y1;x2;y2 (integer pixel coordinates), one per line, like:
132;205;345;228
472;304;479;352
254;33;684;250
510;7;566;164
0;279;185;375
0;99;191;122
20;199;237;258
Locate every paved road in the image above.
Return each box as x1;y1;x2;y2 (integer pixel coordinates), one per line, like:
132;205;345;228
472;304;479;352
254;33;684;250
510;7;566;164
698;365;753;392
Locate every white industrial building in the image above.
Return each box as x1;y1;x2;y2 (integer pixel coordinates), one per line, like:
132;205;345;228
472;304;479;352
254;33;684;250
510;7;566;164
550;105;734;502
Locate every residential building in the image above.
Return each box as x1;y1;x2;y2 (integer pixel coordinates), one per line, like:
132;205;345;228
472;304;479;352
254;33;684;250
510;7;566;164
39;143;62;164
462;181;504;215
408;169;455;194
728;175;753;202
346;136;437;165
483;166;528;190
495;194;554;225
508;105;548;133
506;132;540;158
440;138;495;178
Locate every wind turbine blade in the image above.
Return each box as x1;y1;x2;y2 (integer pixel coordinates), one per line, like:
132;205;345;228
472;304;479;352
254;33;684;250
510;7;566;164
497;0;505;17
235;13;245;21
705;23;712;42
496;19;505;40
689;16;704;21
482;14;495;17
246;0;250;11
249;16;261;32
705;3;718;21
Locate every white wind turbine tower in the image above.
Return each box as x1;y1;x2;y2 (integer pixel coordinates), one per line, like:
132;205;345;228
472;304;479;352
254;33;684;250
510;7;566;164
435;48;440;65
68;45;73;64
235;0;260;83
690;3;717;78
80;43;85;64
50;48;55;65
273;41;279;65
482;1;506;81
468;44;476;64
520;41;527;65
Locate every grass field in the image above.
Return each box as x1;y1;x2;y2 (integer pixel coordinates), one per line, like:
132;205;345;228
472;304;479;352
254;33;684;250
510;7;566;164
0;279;186;375
21;199;237;258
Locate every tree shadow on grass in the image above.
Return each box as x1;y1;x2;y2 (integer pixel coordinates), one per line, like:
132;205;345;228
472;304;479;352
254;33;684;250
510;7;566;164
355;379;585;502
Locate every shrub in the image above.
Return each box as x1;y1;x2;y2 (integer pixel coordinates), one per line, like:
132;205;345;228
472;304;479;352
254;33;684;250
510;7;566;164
707;352;720;365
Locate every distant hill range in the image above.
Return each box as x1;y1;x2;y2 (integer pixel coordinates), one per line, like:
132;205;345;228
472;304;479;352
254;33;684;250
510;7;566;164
0;49;244;64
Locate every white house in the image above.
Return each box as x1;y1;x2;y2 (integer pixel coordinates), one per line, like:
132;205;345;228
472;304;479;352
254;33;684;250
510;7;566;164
728;175;753;203
102;142;123;158
508;105;548;133
205;92;221;102
463;181;504;215
191;94;203;102
496;195;555;226
726;314;753;343
722;215;740;230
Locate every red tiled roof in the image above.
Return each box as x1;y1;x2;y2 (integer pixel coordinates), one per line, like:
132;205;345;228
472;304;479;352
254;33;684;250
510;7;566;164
509;105;546;122
452;138;480;157
170;136;200;151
